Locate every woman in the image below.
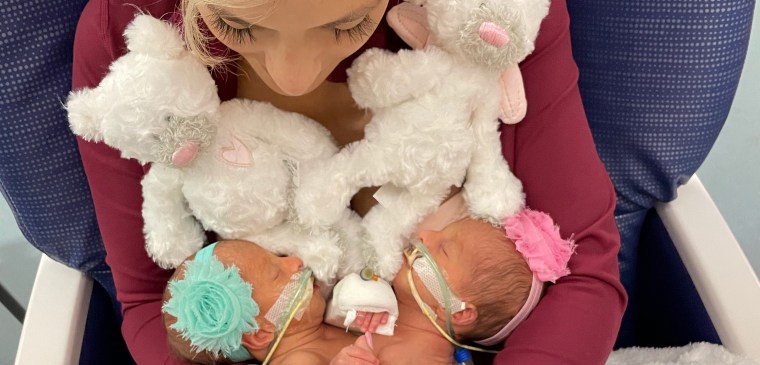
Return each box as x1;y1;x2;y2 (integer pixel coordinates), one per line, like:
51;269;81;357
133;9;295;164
71;0;626;363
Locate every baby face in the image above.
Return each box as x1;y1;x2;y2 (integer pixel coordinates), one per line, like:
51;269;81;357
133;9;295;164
219;241;326;332
197;0;389;96
394;218;505;307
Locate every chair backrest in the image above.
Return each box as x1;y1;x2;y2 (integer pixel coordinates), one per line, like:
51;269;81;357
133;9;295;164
1;0;755;361
0;0;114;299
0;2;135;363
567;0;756;348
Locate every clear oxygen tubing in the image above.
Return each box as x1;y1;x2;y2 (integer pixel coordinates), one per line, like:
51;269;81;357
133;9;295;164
404;244;498;354
261;268;315;365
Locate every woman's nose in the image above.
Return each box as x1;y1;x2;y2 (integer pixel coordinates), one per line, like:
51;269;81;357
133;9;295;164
264;45;322;96
280;255;304;274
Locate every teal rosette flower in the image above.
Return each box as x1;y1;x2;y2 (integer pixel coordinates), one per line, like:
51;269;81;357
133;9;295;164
163;254;260;358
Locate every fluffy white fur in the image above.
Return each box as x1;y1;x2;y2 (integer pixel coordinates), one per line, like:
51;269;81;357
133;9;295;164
66;15;363;283
294;0;550;280
606;342;758;365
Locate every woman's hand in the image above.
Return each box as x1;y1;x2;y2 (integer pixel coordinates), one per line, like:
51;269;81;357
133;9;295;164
330;334;379;365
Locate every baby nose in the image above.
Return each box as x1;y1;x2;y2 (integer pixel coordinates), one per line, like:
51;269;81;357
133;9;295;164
418;230;444;250
281;256;304;273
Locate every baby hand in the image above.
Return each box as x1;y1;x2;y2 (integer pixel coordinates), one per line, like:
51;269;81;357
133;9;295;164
354;311;390;334
330;334;379;365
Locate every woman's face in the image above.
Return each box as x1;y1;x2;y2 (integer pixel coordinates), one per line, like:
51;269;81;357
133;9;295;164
198;0;390;96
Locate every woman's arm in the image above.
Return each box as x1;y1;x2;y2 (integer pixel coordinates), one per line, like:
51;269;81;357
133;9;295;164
494;0;627;364
72;1;194;363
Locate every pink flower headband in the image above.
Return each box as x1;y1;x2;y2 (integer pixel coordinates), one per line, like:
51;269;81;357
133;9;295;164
475;208;576;346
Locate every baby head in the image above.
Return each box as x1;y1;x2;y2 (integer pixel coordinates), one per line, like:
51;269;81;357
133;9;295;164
396;209;574;346
162;239;324;364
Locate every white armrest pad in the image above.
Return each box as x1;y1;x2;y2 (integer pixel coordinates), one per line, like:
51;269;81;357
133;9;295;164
655;175;760;362
15;255;93;365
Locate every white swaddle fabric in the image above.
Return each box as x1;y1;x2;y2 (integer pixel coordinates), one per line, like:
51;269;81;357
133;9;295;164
324;273;399;336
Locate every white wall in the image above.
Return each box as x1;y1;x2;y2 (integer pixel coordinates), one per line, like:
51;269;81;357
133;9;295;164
0;197;40;365
698;0;760;275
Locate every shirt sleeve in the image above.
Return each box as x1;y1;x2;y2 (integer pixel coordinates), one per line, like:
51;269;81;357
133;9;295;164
72;1;193;364
493;1;627;364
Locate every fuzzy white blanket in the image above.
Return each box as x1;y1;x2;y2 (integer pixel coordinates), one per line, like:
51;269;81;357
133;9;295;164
607;342;758;365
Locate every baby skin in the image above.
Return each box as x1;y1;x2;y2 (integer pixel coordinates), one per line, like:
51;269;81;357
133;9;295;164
162;240;357;365
340;218;536;365
163;212;570;364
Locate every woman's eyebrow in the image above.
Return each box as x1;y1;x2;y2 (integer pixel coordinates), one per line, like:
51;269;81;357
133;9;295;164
323;0;381;27
208;5;255;27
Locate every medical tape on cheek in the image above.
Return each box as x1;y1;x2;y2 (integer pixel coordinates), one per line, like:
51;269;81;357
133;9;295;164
410;246;465;315
264;269;314;330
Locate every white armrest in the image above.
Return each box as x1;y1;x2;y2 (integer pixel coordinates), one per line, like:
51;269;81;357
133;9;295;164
655;175;760;362
15;255;93;365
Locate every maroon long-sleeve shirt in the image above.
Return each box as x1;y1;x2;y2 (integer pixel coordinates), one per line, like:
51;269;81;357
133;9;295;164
72;1;626;364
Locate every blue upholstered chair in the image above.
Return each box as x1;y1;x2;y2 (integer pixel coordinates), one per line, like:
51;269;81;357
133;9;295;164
4;0;759;364
0;1;132;364
567;0;759;354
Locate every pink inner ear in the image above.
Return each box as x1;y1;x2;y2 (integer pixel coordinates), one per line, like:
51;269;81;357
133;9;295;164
387;2;430;49
171;143;199;168
479;22;510;48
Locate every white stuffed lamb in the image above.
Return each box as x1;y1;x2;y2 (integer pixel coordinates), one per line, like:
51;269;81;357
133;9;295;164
66;15;363;283
295;0;550;280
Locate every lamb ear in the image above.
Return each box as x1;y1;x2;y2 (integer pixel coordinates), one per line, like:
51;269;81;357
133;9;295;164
66;88;104;142
499;64;527;124
123;14;186;59
387;2;430;49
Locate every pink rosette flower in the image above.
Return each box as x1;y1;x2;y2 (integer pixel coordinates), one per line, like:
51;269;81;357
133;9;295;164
504;209;576;283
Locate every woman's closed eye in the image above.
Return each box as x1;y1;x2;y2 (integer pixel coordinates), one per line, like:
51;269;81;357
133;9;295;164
211;14;258;44
332;15;376;43
210;13;376;44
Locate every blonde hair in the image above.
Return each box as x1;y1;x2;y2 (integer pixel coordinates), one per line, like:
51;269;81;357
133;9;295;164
180;0;279;68
457;227;534;341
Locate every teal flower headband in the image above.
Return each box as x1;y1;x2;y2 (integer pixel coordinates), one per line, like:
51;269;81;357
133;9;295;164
162;242;259;360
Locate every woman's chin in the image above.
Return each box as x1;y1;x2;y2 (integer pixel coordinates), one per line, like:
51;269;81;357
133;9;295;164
263;72;324;97
277;86;316;97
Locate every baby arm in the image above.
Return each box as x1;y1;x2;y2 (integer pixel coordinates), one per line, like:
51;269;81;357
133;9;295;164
271;335;378;365
330;335;380;365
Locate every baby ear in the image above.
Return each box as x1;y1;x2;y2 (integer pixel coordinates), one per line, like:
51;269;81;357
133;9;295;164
448;303;479;327
123;14;186;59
66;88;104;142
240;321;275;351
